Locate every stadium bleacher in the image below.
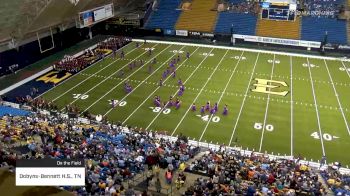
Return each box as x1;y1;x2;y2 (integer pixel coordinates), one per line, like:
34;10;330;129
145;0;182;30
301;16;348;44
175;0;218;32
215;12;257;35
256;18;301;40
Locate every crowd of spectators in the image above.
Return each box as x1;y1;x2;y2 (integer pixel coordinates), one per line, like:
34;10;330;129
222;0;345;18
299;0;344;18
321;165;350;195
184;149;330;195
0;110;199;195
227;0;260;15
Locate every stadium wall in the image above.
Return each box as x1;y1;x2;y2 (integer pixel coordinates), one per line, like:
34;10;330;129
132;39;350;62
0;27;92;77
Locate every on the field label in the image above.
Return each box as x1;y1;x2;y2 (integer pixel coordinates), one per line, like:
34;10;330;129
254;122;274;131
150;107;171;114
311;132;338;141
73;94;89;100
109;100;127;107
197;115;220;123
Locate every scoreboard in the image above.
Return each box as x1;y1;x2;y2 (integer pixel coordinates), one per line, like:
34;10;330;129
260;0;297;21
77;3;114;28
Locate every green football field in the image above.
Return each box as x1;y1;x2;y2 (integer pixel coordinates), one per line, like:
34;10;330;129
41;41;350;165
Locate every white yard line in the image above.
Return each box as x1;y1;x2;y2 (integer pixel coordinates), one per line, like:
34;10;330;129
198;51;244;141
340;61;350;78
290;56;294;156
59;43;162;111
323;59;350;136
228;53;260;146
79;44;173;114
121;47;203;125
171;49;230;136
143;47;214;130
100;45;189;116
306;57;326;156
258;54;276;152
36;43;136;100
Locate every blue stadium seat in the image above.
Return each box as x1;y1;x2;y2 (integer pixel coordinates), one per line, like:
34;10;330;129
301;17;348;44
145;0;182;30
215;12;257;35
0;106;29;117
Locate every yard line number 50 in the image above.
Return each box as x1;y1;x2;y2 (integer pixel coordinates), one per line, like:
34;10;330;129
254;122;274;131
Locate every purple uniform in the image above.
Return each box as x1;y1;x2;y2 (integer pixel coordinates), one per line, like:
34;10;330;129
223;105;228;115
186;52;190;59
172;71;176;78
178;79;182;85
191;104;196;111
111;99;115;108
200;106;205;114
214;103;218;111
180;85;185;92
154;96;161;107
210;108;216;114
178;90;183;96
205;101;210;111
175;99;181;109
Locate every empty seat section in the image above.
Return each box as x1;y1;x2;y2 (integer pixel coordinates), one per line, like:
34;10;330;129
215;12;257;35
301;17;347;44
145;0;182;30
176;0;218;32
256;18;301;39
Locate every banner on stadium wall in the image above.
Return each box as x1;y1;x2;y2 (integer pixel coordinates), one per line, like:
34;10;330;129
175;30;188;36
2;101;20;109
188;31;215;38
232;34;321;48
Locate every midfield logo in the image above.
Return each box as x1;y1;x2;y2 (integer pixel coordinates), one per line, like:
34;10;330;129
252;78;289;96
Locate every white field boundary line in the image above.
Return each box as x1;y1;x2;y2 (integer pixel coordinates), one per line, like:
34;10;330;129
79;44;172;114
258;54;276;152
132;39;350;62
121;46;203;124
198;51;245;141
171;49;230;136
99;45;188;117
306;57;326;156
38;42;137;100
228;53;260;146
323;60;350;136
143;47;212;130
290;56;294;156
60;43;162;111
